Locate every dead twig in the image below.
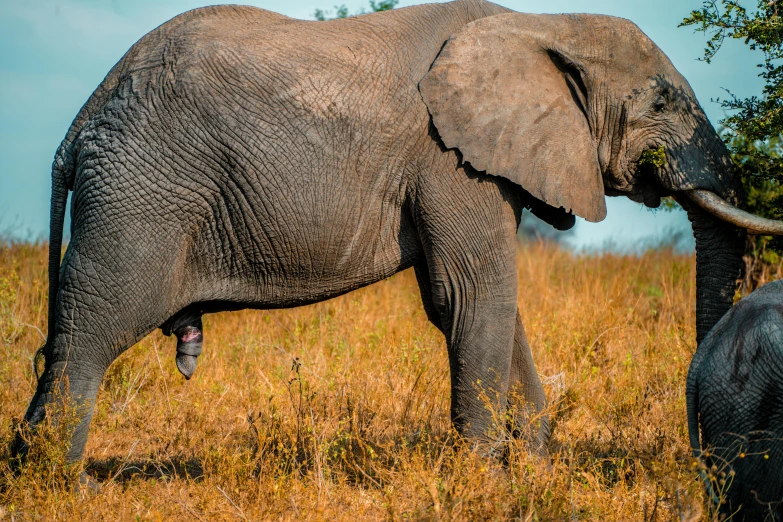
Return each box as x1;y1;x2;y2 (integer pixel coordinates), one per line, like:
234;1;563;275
216;486;248;521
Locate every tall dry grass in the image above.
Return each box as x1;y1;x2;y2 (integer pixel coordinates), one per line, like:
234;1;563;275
0;240;714;520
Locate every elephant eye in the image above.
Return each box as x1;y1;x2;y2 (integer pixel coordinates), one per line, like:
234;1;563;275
653;96;667;113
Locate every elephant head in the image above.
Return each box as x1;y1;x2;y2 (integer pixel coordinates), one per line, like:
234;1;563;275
420;12;783;342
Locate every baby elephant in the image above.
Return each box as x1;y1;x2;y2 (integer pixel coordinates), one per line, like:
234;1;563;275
688;279;783;520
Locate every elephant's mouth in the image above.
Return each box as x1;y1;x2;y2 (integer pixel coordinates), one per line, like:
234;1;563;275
628;178;665;209
633;146;670;208
635;153;783;234
606;145;783;235
604;149;668;208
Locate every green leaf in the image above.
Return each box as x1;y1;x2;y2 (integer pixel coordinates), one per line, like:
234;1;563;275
681;1;783;255
314;0;396;20
638;146;667;168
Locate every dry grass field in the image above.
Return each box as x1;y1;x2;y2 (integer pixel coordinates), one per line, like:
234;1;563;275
0;239;726;520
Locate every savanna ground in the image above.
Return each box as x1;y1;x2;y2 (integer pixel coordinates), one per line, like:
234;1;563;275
0;239;757;520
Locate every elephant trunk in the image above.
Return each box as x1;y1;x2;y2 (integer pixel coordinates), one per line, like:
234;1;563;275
664;125;745;342
678;194;745;344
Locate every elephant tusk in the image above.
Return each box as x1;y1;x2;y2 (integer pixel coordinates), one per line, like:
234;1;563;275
687;189;783;236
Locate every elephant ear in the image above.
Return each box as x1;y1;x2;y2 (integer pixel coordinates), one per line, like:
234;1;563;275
419;14;606;222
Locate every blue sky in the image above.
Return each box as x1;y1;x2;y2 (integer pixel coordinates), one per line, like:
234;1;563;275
0;0;765;250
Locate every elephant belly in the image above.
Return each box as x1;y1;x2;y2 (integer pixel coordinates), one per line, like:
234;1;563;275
194;177;422;309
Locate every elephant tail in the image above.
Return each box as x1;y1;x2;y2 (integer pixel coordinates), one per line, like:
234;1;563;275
685;361;701;459
39;152;71;378
39;53;130;376
686;349;721;507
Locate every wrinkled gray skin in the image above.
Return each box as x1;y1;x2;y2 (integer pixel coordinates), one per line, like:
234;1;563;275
16;0;747;462
688;280;783;521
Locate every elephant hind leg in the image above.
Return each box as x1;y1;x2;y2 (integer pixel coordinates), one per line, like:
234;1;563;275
161;307;204;380
18;227;188;461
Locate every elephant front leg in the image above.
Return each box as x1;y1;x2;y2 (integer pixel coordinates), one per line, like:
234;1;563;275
416;219;520;450
412;163;539;452
508;313;549;455
419;260;549;454
438;287;517;452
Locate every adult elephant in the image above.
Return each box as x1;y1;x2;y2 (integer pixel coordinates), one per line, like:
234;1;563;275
14;0;783;462
687;280;783;520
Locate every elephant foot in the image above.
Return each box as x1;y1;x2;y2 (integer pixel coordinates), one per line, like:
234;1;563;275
9;428;30;473
175;324;203;379
74;471;101;496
